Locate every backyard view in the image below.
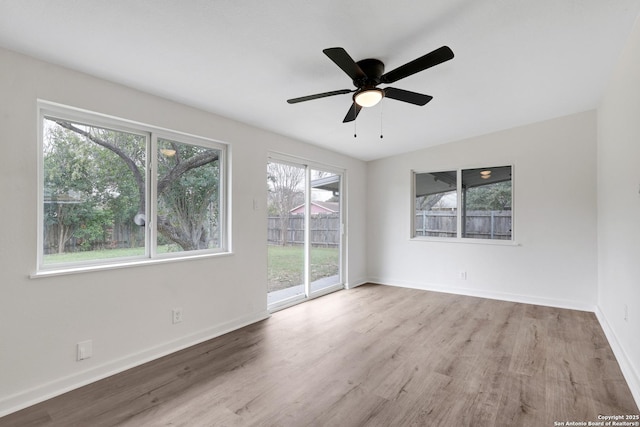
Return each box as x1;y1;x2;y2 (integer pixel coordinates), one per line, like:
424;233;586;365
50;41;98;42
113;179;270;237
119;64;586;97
41;116;222;266
267;161;341;303
267;246;339;293
414;167;512;240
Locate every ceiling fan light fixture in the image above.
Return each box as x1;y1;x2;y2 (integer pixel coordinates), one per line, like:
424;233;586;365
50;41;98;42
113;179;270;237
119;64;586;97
354;88;384;107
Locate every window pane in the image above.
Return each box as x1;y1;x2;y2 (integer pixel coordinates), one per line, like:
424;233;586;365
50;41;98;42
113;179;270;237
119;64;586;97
267;161;306;303
310;169;341;293
42;118;146;265
157;138;222;253
461;166;512;240
414;171;457;238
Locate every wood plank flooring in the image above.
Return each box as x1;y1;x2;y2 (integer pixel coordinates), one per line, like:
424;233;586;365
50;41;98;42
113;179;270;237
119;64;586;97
1;284;637;426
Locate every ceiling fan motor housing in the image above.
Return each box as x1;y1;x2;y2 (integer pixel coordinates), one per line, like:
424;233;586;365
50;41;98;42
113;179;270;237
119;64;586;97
354;58;385;88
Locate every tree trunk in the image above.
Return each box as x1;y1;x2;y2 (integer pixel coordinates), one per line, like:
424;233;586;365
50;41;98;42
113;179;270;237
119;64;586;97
56;204;72;254
57;224;66;254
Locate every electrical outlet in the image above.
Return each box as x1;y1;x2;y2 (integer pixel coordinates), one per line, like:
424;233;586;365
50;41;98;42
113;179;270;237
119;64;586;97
77;340;93;361
459;271;467;280
624;304;629;322
172;308;183;324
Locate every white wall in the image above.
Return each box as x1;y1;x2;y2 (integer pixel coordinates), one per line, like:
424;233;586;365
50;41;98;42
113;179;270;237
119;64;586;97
367;111;598;310
597;15;640;405
0;47;367;415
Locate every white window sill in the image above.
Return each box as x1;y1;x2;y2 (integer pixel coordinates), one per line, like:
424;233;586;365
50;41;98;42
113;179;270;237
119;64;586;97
31;251;233;279
410;236;520;246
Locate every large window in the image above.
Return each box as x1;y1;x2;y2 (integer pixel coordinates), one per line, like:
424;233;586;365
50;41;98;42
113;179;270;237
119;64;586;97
413;166;512;241
38;102;227;271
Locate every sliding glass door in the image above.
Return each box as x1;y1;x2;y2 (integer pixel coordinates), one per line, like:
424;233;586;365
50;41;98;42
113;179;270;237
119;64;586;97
267;161;306;303
267;158;343;309
309;168;341;294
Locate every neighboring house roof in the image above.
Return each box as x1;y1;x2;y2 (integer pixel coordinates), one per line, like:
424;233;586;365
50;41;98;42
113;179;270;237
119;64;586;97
290;201;339;215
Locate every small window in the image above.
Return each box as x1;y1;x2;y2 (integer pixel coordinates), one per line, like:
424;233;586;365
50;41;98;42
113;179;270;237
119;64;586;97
413;166;512;241
414;171;457;238
39;103;227;271
461;166;512;240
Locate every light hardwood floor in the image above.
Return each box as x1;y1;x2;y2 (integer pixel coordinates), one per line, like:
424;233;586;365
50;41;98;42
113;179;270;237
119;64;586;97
1;284;638;426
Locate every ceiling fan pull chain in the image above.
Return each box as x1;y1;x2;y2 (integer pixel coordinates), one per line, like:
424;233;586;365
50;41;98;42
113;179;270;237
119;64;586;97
354;109;357;138
380;100;384;139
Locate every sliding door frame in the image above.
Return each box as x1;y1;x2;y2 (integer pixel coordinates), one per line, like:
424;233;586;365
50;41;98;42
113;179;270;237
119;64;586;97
267;152;346;312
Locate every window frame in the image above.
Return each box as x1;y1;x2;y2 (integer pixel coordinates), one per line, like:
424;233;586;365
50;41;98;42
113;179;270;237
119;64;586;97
411;165;515;245
36;100;229;275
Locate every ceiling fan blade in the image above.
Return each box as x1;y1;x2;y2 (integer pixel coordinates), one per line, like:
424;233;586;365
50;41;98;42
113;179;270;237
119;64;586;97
342;102;362;123
287;89;352;104
381;46;454;84
323;47;367;81
384;87;433;106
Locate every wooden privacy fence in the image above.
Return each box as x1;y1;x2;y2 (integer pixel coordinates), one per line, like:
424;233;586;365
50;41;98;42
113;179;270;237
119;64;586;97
415;210;512;239
43;223;145;254
268;213;340;247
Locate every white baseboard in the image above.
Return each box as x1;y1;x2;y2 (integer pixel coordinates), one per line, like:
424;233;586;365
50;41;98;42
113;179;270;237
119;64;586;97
595;306;640;408
368;278;596;312
0;310;270;418
346;278;369;289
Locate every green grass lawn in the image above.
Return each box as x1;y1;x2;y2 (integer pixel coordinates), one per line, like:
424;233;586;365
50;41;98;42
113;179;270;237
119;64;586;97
43;245;173;264
268;245;339;293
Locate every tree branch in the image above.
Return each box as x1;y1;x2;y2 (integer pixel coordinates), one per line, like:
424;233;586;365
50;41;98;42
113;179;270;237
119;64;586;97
157;150;219;196
54;120;146;216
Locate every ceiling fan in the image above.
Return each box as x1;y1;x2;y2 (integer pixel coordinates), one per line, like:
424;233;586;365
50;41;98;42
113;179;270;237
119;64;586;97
287;46;454;123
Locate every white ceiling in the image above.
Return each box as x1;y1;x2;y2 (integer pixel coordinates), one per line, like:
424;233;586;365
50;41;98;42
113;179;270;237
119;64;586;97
1;1;639;161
